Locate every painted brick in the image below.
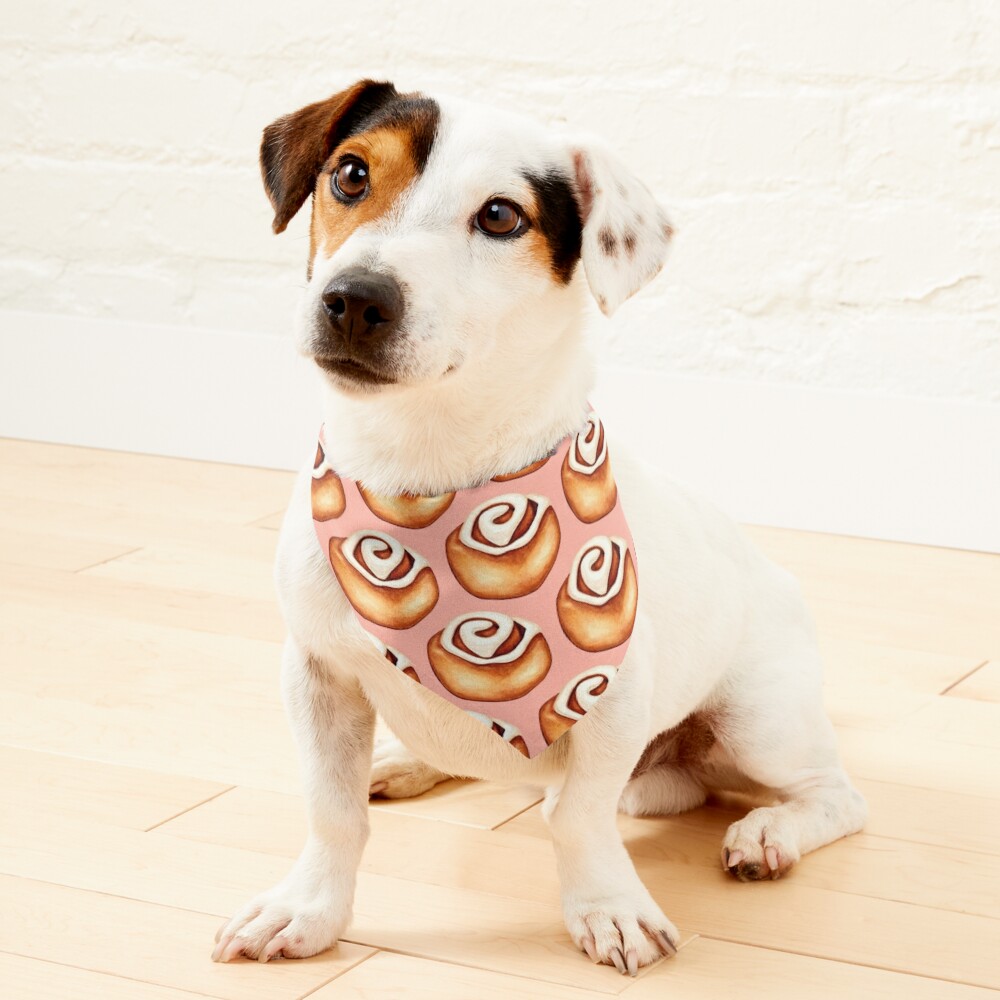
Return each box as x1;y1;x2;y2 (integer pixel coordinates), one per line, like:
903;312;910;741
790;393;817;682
2;0;998;403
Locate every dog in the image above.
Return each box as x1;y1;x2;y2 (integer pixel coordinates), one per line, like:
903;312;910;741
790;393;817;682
212;79;867;975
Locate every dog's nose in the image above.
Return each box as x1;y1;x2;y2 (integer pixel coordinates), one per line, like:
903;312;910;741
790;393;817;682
321;269;403;348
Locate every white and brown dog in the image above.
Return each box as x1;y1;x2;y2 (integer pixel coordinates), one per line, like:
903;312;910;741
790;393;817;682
212;79;866;975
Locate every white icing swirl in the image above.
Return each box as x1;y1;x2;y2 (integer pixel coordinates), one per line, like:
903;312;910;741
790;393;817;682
367;635;412;672
441;612;540;664
553;666;617;720
312;442;336;480
567;411;608;475
458;493;550;554
467;710;523;744
342;529;428;588
567;536;629;606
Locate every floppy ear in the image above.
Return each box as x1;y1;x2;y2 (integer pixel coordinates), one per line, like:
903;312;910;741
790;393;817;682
570;141;674;316
260;79;397;234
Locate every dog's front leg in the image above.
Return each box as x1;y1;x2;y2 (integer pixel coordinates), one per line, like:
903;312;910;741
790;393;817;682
212;636;373;962
545;647;679;976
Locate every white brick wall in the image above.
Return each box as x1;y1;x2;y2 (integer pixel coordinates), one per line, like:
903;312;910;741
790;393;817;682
3;0;999;405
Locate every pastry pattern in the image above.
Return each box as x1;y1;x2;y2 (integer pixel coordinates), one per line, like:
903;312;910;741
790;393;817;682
561;411;617;522
556;535;638;651
428;611;552;701
312;442;346;520
539;665;617;745
311;409;637;757
467;711;530;756
446;493;560;598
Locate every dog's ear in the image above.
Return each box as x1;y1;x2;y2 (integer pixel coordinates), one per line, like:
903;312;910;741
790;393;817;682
569;140;674;316
260;80;398;234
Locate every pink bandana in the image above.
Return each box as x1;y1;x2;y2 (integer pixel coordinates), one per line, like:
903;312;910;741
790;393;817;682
311;411;638;758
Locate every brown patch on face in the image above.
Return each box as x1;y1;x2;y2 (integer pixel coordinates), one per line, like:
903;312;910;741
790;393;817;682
598;226;617;255
261;80;398;235
310;122;426;263
622;228;637;258
520;169;584;283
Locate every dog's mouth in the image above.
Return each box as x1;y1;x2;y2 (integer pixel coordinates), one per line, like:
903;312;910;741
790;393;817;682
314;355;397;386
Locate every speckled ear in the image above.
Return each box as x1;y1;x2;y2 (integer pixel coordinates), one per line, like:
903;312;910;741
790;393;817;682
570;141;674;316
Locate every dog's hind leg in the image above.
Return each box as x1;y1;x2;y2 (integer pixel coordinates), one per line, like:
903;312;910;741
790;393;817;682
369;732;450;799
715;648;867;881
618;713;714;817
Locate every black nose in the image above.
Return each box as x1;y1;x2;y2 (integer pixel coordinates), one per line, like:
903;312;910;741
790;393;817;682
321;269;403;349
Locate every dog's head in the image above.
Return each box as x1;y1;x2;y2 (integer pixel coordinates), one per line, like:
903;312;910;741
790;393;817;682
261;79;673;394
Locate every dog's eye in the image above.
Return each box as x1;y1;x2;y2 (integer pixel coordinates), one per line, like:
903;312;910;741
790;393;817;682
475;199;523;237
333;158;369;201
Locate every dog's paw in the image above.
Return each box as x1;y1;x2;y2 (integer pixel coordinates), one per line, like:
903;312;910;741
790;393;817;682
369;737;449;799
722;806;801;881
211;882;350;963
563;893;679;976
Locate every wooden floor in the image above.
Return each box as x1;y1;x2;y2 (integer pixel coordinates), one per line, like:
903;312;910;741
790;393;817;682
1;437;999;999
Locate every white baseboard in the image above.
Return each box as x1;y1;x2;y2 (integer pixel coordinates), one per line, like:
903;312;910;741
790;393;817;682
2;308;998;553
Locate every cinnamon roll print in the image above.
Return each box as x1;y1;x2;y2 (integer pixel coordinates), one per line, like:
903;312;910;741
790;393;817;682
467;711;530;756
561;411;618;522
427;611;552;702
369;636;420;682
445;493;560;599
556;535;638;651
311;442;346;521
357;482;455;528
539;666;617;745
328;529;439;629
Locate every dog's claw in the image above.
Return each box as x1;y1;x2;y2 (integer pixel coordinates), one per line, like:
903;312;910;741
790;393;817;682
626;948;639;977
656;930;677;956
726;849;744;870
211;933;233;963
764;845;780;873
610;946;627;975
582;934;598;962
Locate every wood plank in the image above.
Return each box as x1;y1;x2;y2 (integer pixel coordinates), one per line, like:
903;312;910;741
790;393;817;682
0;813;647;994
622;937;998;1000
314;950;624;999
835;727;1000;798
0;875;372;1000
0;746;230;832
0;563;284;642
0;602;297;790
0;690;298;795
250;511;285;531
819;637;981;699
745;525;1000;660
856;778;1000;856
84;526;279;602
946;661;1000;702
0;526;136;572
822;683;935;731
0;438;295;526
898;695;1000;750
0;953;209;1000
163;784;541;851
